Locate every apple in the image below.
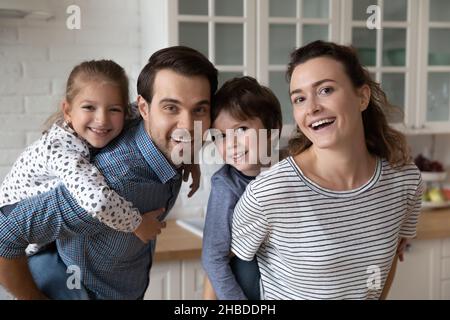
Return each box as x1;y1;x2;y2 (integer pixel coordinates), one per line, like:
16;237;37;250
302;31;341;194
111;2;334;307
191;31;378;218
422;191;431;202
428;187;446;203
442;188;450;201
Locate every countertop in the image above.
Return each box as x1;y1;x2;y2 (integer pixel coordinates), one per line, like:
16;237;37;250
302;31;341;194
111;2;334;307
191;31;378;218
154;208;450;261
154;220;202;262
416;207;450;240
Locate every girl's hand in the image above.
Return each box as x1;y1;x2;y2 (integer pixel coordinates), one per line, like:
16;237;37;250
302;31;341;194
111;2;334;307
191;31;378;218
183;164;201;198
133;208;166;244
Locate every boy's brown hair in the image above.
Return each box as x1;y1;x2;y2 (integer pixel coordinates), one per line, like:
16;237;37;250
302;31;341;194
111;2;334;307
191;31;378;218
212;76;282;135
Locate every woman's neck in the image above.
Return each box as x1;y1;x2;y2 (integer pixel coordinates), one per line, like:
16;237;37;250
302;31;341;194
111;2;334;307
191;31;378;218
295;143;377;191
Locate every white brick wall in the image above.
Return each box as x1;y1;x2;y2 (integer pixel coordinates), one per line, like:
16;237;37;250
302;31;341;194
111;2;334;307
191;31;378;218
0;0;213;220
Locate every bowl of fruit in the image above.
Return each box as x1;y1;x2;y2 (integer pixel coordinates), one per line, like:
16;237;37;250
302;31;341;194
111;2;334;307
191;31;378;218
415;154;449;209
442;184;450;201
414;154;447;182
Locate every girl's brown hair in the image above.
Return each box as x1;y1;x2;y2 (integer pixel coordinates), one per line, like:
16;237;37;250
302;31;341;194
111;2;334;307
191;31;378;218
286;40;410;167
44;59;130;131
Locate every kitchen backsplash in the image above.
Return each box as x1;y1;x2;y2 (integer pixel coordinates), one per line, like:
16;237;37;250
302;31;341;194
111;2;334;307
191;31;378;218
0;0;142;184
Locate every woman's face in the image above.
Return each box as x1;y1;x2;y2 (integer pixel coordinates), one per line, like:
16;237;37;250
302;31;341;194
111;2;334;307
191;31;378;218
289;57;370;151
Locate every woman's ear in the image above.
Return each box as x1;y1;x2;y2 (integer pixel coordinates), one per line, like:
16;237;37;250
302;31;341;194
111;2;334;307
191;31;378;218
358;85;371;111
61;100;72;123
137;95;150;120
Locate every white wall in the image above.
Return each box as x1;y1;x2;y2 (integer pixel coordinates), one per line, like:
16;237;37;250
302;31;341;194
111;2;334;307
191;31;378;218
0;0;217;221
0;0;141;176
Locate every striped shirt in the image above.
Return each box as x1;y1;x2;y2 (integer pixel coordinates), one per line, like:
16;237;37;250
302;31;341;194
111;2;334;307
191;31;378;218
231;156;423;300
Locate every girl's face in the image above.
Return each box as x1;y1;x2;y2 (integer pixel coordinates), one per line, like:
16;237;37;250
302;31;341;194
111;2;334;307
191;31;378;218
63;81;125;148
289;57;370;151
212;110;267;176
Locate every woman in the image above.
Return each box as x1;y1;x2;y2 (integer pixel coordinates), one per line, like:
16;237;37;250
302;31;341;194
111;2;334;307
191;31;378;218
230;40;422;300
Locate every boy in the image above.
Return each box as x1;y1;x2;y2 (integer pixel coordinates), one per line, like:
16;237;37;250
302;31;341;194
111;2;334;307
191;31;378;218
202;76;283;300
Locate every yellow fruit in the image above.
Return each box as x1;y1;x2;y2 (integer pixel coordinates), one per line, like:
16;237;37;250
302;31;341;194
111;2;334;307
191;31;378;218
428;188;445;203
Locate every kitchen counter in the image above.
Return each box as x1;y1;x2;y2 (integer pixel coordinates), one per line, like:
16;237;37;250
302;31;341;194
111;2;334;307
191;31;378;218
154;208;450;262
416;207;450;239
154;220;202;262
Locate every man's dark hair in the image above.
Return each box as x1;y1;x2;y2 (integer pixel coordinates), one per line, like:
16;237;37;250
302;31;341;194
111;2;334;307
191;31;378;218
212;76;283;136
137;46;218;103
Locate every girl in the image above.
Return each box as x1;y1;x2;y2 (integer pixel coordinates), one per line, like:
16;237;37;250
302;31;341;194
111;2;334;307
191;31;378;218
0;60;164;250
202;76;282;300
231;41;423;300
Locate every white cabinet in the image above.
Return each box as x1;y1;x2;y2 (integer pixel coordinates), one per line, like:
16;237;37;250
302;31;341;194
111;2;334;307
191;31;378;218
144;260;181;300
144;259;205;300
388;238;450;300
181;259;206;300
0;286;14;300
341;0;419;131
141;0;450;135
388;239;441;299
417;0;450;133
442;238;450;299
342;0;450;134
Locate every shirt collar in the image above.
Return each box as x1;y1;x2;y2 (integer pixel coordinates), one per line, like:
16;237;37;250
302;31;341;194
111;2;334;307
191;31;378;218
135;121;178;184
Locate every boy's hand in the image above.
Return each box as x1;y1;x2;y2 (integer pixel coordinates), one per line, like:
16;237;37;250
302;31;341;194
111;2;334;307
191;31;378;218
133;208;166;244
183;163;201;198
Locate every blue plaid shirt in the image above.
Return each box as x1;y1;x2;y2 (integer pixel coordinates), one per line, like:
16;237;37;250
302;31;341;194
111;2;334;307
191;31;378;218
0;121;182;299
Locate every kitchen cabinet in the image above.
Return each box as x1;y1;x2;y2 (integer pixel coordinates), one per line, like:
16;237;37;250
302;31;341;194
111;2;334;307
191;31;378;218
144;260;181;300
342;0;450;134
0;286;13;300
387;239;441;299
141;0;450;135
388;237;450;300
143;220;204;300
419;0;450;133
341;0;419;130
144;259;204;300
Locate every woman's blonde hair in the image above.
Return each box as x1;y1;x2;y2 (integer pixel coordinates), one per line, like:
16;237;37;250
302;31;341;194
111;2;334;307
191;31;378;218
286;40;411;167
43;59;130;131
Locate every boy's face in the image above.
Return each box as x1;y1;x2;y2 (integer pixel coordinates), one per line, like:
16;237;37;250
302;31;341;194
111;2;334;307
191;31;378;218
212;110;268;176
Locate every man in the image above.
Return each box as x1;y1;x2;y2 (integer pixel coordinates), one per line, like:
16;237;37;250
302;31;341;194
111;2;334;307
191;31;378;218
0;46;218;300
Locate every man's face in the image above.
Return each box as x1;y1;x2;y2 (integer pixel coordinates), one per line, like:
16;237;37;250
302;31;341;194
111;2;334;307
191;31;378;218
138;69;211;165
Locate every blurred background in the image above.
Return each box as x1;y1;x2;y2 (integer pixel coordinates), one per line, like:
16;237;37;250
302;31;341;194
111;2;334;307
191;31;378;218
1;0;450;300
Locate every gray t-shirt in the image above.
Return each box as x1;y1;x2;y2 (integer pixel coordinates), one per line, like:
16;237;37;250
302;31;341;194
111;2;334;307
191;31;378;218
202;164;256;299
